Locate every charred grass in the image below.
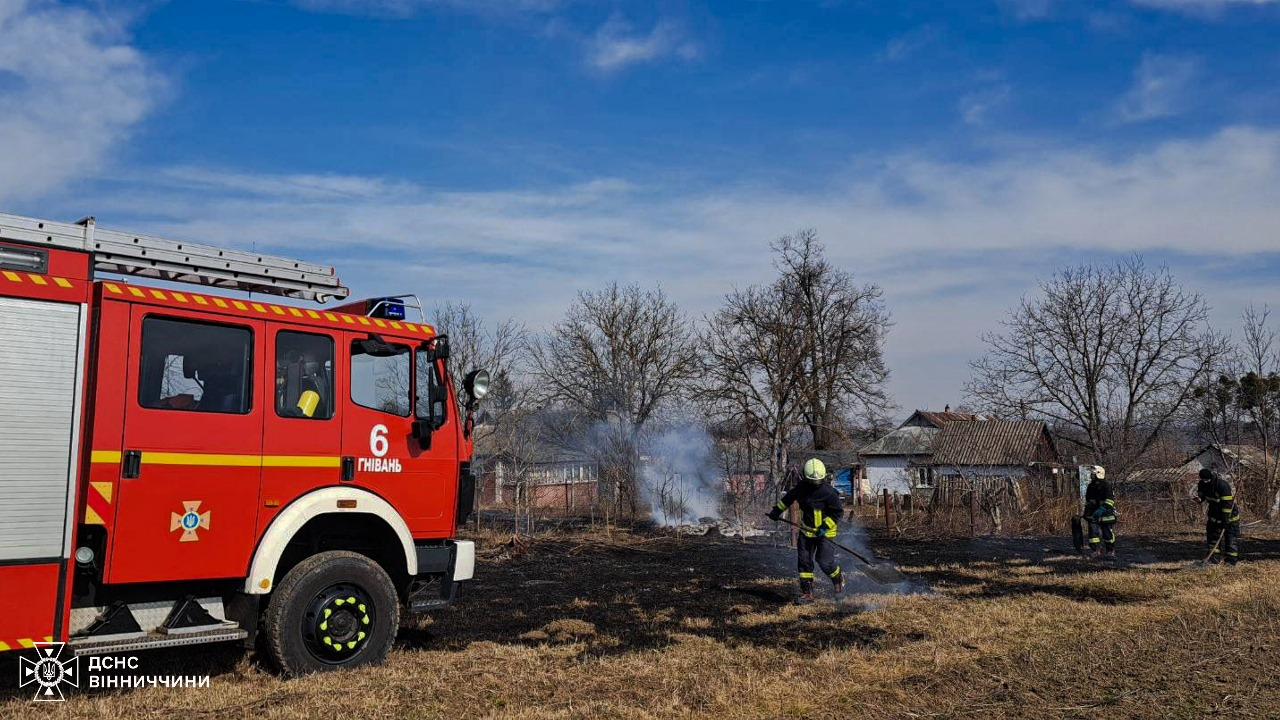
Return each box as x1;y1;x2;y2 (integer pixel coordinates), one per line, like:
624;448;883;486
3;528;1279;718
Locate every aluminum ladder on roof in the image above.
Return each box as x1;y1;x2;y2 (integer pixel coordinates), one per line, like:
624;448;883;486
0;212;349;302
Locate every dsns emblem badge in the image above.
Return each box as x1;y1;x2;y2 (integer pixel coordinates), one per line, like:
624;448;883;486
170;500;211;542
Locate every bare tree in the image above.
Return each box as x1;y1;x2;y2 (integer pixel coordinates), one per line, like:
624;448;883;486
701;230;892;489
430;302;527;439
1236;304;1280;517
477;370;547;534
528;283;701;517
710;415;770;538
702;281;808;493
775;230;892;450
964;257;1223;473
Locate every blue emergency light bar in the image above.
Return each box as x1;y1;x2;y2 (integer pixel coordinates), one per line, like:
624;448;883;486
368;297;406;320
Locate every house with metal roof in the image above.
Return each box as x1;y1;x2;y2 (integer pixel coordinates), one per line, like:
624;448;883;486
926;419;1065;505
858;407;982;496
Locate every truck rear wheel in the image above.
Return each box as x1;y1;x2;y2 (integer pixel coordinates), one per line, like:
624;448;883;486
263;550;400;676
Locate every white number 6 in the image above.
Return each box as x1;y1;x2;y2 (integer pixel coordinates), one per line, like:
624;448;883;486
370;424;389;457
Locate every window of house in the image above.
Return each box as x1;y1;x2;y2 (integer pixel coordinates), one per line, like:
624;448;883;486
276;331;335;420
138;317;252;414
350;340;411;416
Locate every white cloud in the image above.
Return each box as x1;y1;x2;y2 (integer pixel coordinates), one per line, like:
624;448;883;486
995;0;1057;20
586;17;700;73
1113;53;1200;124
0;0;164;202
959;85;1011;125
289;0;563;17
1130;0;1280;11
60;126;1280;413
879;26;938;63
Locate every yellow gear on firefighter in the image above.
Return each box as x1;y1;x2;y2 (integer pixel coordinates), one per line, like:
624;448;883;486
803;458;827;483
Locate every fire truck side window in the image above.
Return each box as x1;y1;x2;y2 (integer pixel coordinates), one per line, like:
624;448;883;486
276;331;335;420
350;340;411;417
138;317;253;414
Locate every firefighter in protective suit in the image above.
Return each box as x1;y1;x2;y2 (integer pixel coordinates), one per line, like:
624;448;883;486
767;459;844;603
1083;466;1118;559
1196;468;1241;565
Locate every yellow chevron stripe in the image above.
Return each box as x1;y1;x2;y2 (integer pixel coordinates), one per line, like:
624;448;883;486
84;506;105;525
91;481;114;503
54;277;73;288
28;274;47;285
2;270;20;282
0;641;9;651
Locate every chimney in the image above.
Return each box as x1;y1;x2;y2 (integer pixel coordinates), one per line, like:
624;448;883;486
944;404;951;413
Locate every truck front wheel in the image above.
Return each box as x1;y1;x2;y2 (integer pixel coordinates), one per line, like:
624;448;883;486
263;550;400;676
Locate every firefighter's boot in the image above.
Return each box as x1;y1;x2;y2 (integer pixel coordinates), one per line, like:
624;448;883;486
795;578;815;605
831;569;845;595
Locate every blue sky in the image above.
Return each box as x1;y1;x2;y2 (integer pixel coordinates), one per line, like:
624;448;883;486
3;0;1279;418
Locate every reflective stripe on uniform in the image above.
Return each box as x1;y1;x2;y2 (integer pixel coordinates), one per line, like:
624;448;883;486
799;572;815;579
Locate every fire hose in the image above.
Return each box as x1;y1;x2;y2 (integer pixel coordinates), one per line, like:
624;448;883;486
769;516;909;584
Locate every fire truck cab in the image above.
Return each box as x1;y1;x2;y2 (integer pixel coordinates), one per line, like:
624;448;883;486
0;212;483;676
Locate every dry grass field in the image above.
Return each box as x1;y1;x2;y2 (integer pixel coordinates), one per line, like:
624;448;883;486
3;526;1279;719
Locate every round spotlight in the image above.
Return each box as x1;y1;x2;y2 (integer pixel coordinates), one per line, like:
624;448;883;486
75;546;95;565
466;369;491;401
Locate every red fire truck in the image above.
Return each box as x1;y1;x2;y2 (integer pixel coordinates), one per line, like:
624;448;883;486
0;212;485;676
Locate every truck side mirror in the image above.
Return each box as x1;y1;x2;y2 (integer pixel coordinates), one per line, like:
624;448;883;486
421;334;450;362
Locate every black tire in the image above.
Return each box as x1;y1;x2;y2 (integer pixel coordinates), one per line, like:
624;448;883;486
263;550;400;677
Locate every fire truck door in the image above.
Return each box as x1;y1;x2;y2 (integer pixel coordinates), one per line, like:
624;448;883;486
109;308;266;584
258;327;343;536
341;332;456;534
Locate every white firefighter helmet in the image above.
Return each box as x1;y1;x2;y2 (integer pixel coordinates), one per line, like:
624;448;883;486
803;458;828;483
1091;465;1105;480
